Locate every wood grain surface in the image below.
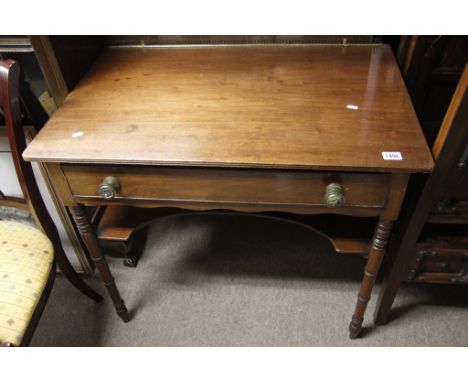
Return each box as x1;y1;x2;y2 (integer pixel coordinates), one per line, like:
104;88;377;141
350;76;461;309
62;164;389;207
23;45;433;172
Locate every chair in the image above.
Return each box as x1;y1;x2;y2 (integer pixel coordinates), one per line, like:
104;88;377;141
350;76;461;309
0;59;102;346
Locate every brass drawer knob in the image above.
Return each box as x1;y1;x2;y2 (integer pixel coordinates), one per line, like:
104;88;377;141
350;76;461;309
98;176;120;200
323;182;345;208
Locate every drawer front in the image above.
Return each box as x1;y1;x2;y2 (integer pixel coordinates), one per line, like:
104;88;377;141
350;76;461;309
62;165;389;209
420;253;464;274
408;249;468;284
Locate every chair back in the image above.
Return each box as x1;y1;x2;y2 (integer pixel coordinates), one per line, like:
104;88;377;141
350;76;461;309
0;59;62;246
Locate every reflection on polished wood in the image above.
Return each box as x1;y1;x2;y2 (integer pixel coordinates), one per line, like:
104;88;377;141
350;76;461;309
23;45;433;172
23;45;434;338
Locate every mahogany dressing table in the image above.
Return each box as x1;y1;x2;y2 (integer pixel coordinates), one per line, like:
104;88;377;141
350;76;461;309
23;45;433;338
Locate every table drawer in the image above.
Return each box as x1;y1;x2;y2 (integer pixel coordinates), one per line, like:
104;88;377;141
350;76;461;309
62;165;390;209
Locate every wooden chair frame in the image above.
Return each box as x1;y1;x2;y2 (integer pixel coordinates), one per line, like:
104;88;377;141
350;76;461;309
0;59;102;346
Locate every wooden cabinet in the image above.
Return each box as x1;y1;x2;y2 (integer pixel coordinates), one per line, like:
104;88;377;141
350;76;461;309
408;232;468;283
375;61;468;324
397;36;468;146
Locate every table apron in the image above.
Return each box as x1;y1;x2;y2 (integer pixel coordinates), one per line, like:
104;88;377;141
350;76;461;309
61;164;390;215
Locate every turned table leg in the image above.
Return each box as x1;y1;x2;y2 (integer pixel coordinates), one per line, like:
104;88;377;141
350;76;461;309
349;219;393;339
69;205;130;322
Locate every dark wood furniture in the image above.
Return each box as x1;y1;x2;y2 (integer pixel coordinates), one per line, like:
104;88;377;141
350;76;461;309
374;64;468;324
0;59;102;346
23;45;433;338
92;205;148;267
396;36;468;147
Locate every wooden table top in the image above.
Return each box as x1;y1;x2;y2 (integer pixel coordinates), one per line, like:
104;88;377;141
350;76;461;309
24;45;433;172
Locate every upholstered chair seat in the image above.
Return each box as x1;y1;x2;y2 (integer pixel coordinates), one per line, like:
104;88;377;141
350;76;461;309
0;221;54;346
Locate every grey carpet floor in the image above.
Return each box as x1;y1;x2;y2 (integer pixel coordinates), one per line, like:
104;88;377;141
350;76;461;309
31;214;468;346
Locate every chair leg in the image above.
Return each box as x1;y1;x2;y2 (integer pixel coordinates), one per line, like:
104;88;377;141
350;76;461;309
19;263;57;346
55;245;103;302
